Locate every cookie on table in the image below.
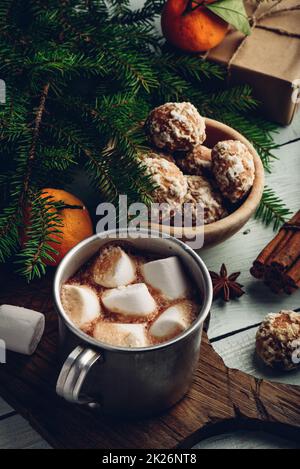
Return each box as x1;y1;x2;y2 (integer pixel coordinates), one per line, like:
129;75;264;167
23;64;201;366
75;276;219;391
256;310;300;371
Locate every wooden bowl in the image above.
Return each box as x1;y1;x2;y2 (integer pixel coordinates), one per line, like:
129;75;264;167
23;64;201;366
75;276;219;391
150;118;265;247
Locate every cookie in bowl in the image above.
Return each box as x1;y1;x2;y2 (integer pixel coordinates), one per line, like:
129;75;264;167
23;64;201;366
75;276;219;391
183;175;228;225
139;149;176;164
211;140;255;203
176;144;212;176
139;102;263;246
145;102;206;152
142;152;188;220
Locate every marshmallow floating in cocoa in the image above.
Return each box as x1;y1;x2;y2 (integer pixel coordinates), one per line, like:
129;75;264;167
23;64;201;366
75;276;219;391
141;256;189;300
149;301;195;341
0;304;45;355
92;245;136;288
61;284;101;327
101;283;157;317
93;322;148;348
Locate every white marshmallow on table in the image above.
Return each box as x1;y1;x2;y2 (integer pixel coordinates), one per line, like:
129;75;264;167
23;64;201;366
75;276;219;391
93;322;148;348
101;283;157;317
92;246;136;288
141;256;189;300
61;284;101;327
149;301;194;340
0;304;45;355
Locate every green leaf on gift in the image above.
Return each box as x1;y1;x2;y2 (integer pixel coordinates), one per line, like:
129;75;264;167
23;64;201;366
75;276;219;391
206;0;251;36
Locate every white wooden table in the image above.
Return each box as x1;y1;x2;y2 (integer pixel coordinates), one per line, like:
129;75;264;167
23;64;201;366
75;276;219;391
1;0;300;449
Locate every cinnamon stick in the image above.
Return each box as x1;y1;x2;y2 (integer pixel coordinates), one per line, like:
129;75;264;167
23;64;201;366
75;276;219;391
264;265;284;294
250;210;300;278
250;229;289;278
284;256;300;291
250;210;300;294
271;228;300;272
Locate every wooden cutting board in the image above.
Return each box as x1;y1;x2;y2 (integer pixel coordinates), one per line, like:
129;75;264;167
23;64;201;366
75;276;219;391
0;264;299;449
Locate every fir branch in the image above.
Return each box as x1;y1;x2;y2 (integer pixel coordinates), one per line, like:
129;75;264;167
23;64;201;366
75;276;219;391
26;49;105;81
104;47;158;93
53;93;149;155
158;51;224;82
0;0;14;32
111;0;165;24
255;186;292;231
0;0;283;279
22;83;50;197
0;89;29;143
107;0;131;17
0;201;22;262
55;4;159;92
200;85;257;114
42;119;119;202
15;191;64;280
0;83;49;263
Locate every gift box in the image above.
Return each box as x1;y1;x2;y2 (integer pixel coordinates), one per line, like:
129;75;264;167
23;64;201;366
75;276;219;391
207;0;300;125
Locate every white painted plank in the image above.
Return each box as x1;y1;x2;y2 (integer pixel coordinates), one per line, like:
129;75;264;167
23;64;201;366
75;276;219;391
198;140;300;339
193;430;300;449
0;397;13;417
212;327;300;386
271;111;300;145
0;414;51;449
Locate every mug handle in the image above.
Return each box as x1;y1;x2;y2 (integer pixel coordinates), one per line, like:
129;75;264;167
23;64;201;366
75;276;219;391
56;345;103;406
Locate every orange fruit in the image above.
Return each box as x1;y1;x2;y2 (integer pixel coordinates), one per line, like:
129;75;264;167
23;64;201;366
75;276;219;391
40;188;93;266
161;0;228;53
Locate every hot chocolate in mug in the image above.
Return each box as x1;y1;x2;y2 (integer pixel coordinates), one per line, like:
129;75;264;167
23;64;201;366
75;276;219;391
54;229;212;418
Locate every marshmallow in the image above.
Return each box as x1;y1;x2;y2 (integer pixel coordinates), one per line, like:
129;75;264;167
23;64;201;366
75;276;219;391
141;256;189;300
61;284;101;327
149;301;195;340
0;304;45;355
101;283;157;317
93;322;148;348
92;246;136;288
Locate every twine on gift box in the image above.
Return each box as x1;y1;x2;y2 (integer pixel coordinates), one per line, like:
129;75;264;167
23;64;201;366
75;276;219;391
226;0;300;82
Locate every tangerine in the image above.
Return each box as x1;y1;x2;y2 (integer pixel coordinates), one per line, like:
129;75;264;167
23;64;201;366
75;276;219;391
40;188;93;266
161;0;228;53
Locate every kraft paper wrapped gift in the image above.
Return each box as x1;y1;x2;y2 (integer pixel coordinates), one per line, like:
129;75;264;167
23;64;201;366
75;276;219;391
207;0;300;125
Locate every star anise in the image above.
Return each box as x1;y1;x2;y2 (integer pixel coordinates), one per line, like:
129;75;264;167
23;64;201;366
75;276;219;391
209;264;245;302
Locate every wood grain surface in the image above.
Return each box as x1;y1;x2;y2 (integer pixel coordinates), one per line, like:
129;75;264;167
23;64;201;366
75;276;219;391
0;265;299;449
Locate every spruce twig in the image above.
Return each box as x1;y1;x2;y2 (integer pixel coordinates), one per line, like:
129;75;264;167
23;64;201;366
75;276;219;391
0;0;284;280
24;83;50;194
255;186;292;231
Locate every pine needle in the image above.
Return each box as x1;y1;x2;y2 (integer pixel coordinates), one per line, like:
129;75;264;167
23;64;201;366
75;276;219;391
255;186;292;231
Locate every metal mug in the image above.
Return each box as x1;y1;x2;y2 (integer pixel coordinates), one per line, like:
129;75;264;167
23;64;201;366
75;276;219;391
53;229;212;418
